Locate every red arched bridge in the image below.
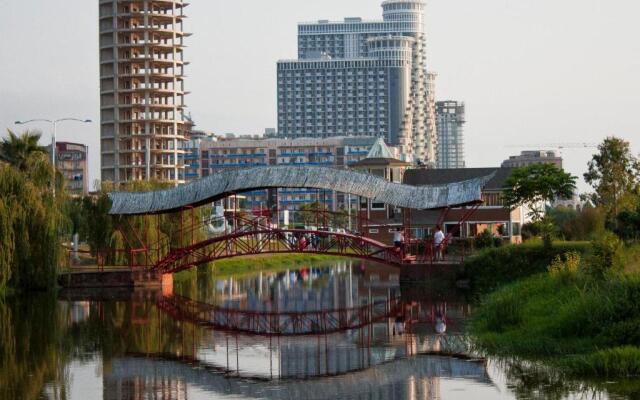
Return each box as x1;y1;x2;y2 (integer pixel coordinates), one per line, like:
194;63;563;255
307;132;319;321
90;166;491;271
158;293;403;336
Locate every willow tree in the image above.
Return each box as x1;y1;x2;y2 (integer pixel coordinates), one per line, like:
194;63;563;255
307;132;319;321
82;180;210;268
0;152;66;291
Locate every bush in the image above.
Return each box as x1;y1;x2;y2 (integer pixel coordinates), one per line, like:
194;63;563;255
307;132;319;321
548;206;606;241
615;201;640;242
587;231;624;279
463;241;591;294
521;223;540;241
548;251;581;284
474;230;495;249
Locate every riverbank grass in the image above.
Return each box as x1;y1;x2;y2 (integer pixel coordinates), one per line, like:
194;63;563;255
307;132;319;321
471;244;640;378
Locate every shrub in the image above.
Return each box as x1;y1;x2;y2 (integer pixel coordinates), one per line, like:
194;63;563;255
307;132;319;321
548;206;606;241
463;241;591;293
548;251;581;284
587;231;624;279
474;229;495;249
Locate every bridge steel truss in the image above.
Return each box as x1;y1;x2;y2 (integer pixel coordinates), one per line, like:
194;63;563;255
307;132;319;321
97;201;483;272
156;227;404;274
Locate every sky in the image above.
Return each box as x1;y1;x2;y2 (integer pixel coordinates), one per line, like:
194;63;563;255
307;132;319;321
0;0;638;192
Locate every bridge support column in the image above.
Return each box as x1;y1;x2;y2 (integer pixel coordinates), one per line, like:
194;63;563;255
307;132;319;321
162;273;174;297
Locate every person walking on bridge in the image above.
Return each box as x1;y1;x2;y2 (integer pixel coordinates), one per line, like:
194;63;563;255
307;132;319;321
434;225;445;261
393;227;405;258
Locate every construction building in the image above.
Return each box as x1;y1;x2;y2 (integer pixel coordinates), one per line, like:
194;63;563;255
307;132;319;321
99;0;191;184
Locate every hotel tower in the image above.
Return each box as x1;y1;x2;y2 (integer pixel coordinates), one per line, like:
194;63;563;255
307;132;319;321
277;0;437;164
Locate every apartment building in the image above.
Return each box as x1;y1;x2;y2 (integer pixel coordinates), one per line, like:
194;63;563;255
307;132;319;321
47;142;89;196
99;0;191;184
199;136;388;211
277;0;437;165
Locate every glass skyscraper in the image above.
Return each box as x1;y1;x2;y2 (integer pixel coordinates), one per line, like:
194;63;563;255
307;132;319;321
277;0;437;164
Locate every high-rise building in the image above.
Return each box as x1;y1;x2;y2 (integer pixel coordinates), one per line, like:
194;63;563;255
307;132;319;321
47;142;89;196
99;0;191;185
501;150;563;169
435;101;465;169
276;0;437;164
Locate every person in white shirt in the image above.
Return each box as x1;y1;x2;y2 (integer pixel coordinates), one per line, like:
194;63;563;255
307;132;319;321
393;228;404;249
433;225;445;261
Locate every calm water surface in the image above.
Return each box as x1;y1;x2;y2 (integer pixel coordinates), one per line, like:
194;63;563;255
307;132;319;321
0;259;632;399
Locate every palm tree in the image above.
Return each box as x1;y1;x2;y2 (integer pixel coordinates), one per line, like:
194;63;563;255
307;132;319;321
0;130;47;170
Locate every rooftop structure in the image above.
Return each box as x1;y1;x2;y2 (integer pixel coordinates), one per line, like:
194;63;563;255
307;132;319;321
99;0;192;184
501;150;563;169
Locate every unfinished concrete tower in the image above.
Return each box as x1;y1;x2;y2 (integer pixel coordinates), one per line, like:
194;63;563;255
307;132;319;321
99;0;191;184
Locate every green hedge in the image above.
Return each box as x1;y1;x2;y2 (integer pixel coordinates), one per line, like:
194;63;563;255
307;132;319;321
463;241;591;294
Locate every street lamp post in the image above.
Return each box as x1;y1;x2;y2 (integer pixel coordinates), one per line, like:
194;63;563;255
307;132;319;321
14;118;92;197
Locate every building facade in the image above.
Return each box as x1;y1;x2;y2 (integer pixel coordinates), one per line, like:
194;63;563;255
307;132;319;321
501;150;563;169
199;136;387;212
48;142;89;196
403;168;523;243
99;0;191;185
277;0;437;165
435;101;465;169
180;129;216;182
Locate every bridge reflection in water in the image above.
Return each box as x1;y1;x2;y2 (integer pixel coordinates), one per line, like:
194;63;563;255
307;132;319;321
68;260;493;399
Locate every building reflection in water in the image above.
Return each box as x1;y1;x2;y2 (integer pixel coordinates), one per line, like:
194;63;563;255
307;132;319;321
72;260;489;399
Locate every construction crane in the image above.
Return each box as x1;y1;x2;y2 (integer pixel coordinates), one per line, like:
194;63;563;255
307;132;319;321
505;142;598;150
505;142;598;157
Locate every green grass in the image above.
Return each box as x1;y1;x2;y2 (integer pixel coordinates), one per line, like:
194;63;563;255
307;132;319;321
462;240;592;294
470;271;640;379
174;253;353;281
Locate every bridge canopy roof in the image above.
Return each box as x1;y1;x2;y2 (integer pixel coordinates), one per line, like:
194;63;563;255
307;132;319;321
108;166;494;215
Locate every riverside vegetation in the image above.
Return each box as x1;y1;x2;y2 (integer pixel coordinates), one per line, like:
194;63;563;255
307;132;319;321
468;136;640;386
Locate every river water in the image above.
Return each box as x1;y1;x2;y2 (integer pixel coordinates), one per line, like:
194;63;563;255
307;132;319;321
0;259;630;399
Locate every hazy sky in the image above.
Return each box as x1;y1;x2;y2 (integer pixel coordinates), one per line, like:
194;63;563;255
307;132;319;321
1;0;638;191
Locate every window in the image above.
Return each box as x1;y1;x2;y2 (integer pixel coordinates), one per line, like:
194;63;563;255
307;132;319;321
371;202;386;210
369;229;379;234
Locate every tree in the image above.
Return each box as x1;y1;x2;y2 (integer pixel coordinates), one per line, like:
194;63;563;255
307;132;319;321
0;152;66;291
584;137;640;226
503;164;577;221
298;202;326;226
503;164;577;247
0;130;47;171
